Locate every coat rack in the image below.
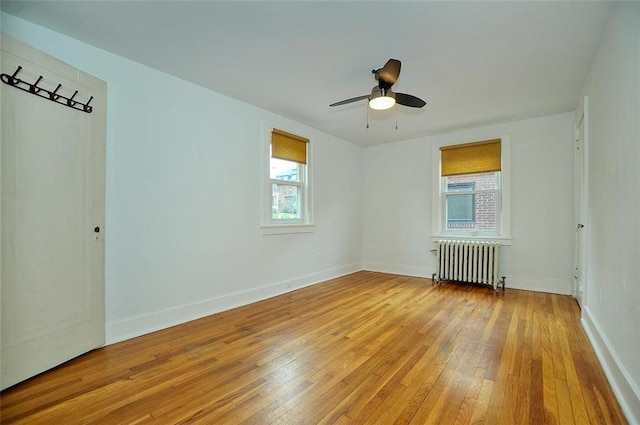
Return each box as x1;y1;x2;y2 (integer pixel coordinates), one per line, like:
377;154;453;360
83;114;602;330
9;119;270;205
1;66;93;113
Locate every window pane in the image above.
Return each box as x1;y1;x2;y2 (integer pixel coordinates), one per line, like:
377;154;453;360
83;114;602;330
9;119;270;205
270;157;300;182
445;172;497;192
447;194;474;221
272;183;301;220
447;182;475;192
446;192;496;231
475;192;497;230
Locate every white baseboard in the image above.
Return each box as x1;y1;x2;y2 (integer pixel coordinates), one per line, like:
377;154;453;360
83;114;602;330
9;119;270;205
362;263;571;295
362;261;435;279
581;307;640;425
106;263;362;345
504;274;572;295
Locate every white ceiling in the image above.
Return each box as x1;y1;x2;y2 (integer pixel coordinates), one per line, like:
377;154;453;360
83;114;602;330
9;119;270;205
1;1;614;147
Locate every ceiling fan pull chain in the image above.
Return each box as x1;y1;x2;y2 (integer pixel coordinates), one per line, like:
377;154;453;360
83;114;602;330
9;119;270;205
395;107;398;130
366;105;369;129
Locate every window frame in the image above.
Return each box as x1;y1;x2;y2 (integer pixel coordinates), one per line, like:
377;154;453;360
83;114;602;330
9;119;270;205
261;124;314;235
431;135;512;244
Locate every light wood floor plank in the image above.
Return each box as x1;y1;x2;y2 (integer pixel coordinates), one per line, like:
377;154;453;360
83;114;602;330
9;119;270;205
0;272;628;425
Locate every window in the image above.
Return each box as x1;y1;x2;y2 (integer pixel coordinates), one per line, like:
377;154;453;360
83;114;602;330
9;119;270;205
433;137;511;243
262;127;313;234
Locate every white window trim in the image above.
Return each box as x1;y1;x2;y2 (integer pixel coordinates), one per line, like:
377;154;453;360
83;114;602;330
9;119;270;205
261;123;314;235
431;134;512;245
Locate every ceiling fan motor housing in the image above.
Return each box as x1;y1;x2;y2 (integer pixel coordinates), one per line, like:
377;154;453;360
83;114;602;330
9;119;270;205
370;86;395;100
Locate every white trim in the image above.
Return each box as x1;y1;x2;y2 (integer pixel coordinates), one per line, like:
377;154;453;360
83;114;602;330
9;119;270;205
582;307;640;424
362;262;434;279
573;96;589;306
106;263;361;345
261;224;315;235
363;263;571;294
430;235;512;246
503;274;572;295
431;134;512;242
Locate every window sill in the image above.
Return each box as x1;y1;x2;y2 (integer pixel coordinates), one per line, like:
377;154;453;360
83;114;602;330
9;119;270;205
261;224;315;235
431;234;512;246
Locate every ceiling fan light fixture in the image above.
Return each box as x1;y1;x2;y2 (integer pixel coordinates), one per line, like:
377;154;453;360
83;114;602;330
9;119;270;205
369;87;396;110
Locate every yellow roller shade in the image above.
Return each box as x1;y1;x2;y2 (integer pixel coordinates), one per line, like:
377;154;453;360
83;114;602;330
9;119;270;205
440;139;501;176
271;128;309;164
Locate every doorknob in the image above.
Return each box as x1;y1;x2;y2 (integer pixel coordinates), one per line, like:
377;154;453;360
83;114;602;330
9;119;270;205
94;226;100;233
577;223;584;229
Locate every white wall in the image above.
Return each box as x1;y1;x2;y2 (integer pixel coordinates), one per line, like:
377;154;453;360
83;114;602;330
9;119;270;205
362;112;576;294
1;13;363;344
578;3;640;423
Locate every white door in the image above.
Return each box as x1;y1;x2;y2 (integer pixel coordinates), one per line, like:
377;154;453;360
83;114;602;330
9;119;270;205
1;34;106;390
573;97;588;309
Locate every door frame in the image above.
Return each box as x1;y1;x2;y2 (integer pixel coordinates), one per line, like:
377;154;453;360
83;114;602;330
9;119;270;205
573;96;589;308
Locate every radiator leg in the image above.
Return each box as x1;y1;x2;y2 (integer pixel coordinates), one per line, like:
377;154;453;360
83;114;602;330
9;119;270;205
500;276;506;291
431;273;439;285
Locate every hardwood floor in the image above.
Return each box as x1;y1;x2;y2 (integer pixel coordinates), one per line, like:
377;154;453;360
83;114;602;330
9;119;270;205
0;272;627;424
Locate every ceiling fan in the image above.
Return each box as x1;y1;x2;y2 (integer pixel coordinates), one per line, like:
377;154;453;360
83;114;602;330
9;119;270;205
330;59;426;110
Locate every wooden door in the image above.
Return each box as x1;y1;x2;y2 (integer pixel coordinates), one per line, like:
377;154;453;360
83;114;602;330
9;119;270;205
1;34;106;390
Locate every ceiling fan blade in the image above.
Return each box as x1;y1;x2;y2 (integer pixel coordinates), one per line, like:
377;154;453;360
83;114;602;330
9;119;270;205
378;59;401;89
395;92;426;108
329;94;369;107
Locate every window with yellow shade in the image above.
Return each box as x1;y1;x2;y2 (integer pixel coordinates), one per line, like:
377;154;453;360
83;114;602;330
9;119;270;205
262;126;314;234
433;137;511;243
